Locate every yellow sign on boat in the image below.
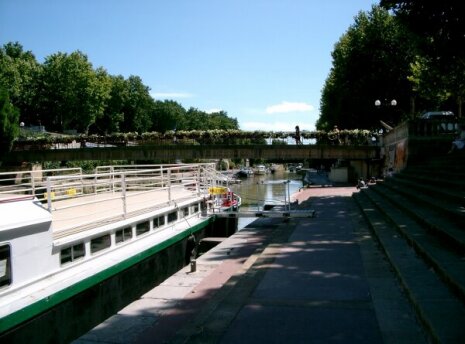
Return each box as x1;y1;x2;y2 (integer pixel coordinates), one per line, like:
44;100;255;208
208;187;228;195
66;188;77;197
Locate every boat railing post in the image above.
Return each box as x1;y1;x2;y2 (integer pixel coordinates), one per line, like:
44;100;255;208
46;177;52;212
30;171;35;196
121;172;127;217
287;179;291;211
160;166;164;188
283;180;288;211
111;166;115;193
197;166;201;196
257;181;260;211
167;168;172;204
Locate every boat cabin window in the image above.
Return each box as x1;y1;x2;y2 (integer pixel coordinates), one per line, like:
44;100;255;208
91;234;111;254
182;207;189;217
168;211;178;223
60;243;85;265
193;203;199;214
0;244;12;288
136;221;150;236
115;227;133;244
153;215;165;229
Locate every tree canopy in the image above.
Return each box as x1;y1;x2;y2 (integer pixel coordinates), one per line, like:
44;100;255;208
0;86;19;154
318;5;414;130
3;2;464;146
380;0;465;116
0;42;239;144
39;51;111;133
318;3;464;130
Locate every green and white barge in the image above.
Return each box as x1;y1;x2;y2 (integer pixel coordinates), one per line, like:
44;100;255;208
0;163;229;342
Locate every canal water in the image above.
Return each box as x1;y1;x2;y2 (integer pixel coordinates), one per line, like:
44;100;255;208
227;168;304;230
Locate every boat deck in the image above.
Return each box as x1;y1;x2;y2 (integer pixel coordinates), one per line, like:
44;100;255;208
51;187;199;238
0;164;228;239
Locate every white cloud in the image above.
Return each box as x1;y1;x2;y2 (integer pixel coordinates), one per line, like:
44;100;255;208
265;101;314;114
241;121;315;132
150;92;193;99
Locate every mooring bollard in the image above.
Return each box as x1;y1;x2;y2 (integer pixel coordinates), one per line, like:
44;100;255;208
190;258;197;272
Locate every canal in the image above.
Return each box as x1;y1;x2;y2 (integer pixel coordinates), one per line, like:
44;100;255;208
227;167;304;229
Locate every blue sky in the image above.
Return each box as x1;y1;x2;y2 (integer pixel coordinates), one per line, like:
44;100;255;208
1;0;376;131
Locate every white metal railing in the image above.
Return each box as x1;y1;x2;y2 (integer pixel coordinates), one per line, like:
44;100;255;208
198;163;234;191
43;163;218;230
0;163;228;230
0;163;231;235
0;167;82;201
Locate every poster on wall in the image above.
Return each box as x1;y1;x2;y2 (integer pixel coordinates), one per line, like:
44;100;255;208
387;138;408;173
394;139;407;171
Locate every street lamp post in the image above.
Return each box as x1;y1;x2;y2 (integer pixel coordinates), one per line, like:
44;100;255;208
375;99;397;130
375;99;397;107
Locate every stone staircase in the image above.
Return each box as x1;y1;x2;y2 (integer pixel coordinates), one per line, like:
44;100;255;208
353;149;465;343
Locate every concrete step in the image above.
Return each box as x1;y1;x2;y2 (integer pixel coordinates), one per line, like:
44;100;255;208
372;183;465;253
386;175;465;207
404;166;465;181
381;178;465;228
361;187;465;303
410;150;465;167
397;170;465;192
354;192;465;343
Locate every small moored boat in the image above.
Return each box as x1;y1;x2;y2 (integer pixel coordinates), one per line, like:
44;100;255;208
254;165;268;175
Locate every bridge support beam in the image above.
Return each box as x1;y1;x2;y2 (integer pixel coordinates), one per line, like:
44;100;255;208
2;144;380;163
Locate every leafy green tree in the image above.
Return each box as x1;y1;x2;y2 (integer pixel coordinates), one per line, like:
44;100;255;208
0;87;19;154
408;55;454;112
91;74;126;134
39;51;111;133
381;0;465;116
0;42;240;136
119;75;153;133
0;42;41;126
184;107;208;130
318;5;415;130
150;103;238;132
208;111;239;130
181;108;238;131
151;100;186;133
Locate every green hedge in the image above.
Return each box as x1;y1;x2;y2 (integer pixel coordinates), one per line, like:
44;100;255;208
13;129;378;149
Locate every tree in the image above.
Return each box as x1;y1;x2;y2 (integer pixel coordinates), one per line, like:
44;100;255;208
184;107;209;130
0;42;41;126
151;100;186;133
91;74;126;134
119;75;153;133
208;111;239;130
0;42;240;136
381;1;465;116
39;51;111;133
0;87;19;155
408;55;454;112
318;5;416;130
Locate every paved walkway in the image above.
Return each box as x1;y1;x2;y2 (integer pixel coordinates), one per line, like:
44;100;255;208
75;187;427;344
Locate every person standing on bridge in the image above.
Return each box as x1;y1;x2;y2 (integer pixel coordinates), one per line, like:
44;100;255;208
295;125;303;145
331;125;341;145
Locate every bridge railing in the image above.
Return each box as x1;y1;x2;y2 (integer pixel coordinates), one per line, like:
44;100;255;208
382;117;464;172
409;118;461;138
10;129;381;151
384;118;462;147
